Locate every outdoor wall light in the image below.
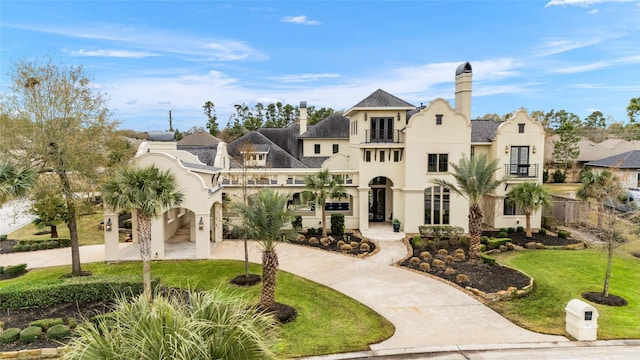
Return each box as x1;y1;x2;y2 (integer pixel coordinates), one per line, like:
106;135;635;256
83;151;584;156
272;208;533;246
397;112;401;121
106;218;112;232
364;112;368;122
198;217;204;230
505;146;509;154
532;145;537;154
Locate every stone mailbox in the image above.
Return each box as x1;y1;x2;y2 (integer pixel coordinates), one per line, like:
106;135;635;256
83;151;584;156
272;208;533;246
565;299;598;340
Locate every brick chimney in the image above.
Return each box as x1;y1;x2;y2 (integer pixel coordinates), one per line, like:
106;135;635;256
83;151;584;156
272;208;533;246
455;62;472;120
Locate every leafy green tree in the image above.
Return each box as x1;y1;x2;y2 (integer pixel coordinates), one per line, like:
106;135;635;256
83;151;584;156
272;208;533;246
627;97;640;123
582;110;607;142
203;100;220;136
578;168;615;228
234;189;291;311
547;109;581;170
431;154;504;262
63;289;278;360
507;182;551;238
307;106;335;125
244;102;265;131
0;161;35;206
102;165;184;300
0;58;120;276
303;169;346;238
30;182;67;238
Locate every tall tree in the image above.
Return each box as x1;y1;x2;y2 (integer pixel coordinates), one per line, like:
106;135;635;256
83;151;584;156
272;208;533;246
102;165;184;300
627;97;640;123
233;189;291;311
0;161;35;206
203;101;220;136
30;181;68;238
0;58;120;276
507;182;551;238
303;169;345;238
431;154;504;262
547;109;581;170
582;110;607;142
307;106;335;125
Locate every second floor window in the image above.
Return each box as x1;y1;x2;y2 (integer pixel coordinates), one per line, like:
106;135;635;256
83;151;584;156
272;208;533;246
314;144;320;154
428;153;448;172
370;117;394;143
333;144;339;154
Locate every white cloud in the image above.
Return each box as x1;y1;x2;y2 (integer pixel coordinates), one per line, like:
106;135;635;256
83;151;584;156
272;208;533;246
534;38;602;57
67;49;156;58
588;8;600;13
551;54;640;73
281;15;321;25
269;73;340;83
545;0;632;7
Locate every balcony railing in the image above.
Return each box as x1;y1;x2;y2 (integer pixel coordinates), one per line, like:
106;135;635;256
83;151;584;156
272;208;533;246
505;164;539;178
365;129;402;143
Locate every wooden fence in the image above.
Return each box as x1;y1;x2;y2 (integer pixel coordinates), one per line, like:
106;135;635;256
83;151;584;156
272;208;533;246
543;194;588;225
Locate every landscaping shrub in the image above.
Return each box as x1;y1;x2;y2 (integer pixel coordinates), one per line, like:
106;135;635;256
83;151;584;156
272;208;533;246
308;237;318;244
480;236;489;244
487;238;512;250
46;324;71;340
457;236;468;247
481;253;496;266
46;240;59;249
507;227;515;234
419;225;464;240
409;257;421;266
542;216;557;230
558;230;569;239
0;266;3;274
330;213;345;237
516;226;524;233
337;240;345;248
320;237;330;246
410;235;426;249
0;234;7;241
437;249;448;257
4;263;27;276
0;328;20;344
420;251;432;260
552;169;566;183
317;227;323;236
432;259;445;268
66;317;78;329
419;262;430;271
444;267;456;275
538;228;547;235
12;244;22;252
497;231;508;238
291;216;303;229
307;227;317;236
295;234;305;241
0;275;159;310
38;242;47;250
340;244;352;253
456;274;470;284
455;253;465;261
20;326;43;344
30;244;40;251
30;318;63;331
480;244;487;252
445;255;454;264
543;168;549;183
359;243;370;251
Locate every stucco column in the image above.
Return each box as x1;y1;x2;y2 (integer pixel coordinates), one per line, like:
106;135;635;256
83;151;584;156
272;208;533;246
358;187;369;231
150;216;165;259
213;202;223;243
103;211;119;261
195;212;210;259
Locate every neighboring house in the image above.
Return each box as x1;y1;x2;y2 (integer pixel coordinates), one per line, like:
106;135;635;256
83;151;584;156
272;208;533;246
103;62;546;259
585;150;640;188
545;136;640;166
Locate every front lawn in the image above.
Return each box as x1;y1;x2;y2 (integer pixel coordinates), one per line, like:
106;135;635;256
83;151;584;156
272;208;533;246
490;249;640;339
0;260;394;357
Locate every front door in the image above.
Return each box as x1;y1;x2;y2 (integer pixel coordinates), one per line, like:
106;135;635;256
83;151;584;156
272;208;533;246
368;188;386;222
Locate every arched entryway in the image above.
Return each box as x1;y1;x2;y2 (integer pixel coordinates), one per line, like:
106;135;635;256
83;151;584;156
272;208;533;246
368;176;393;223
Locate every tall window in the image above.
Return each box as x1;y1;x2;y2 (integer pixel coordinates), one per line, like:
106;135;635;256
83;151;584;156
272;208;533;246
365;150;371;162
333;144;339;154
518;123;525;133
424;186;450;225
503;194;525;215
314;144;321;154
370;117;394;142
380;150;385;162
510;146;529;175
428;153;448;172
394;150;400;162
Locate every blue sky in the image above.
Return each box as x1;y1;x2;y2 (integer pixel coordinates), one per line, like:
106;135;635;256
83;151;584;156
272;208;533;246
1;0;639;132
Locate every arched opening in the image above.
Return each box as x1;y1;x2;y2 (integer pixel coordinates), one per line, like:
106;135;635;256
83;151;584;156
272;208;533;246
368;176;393;222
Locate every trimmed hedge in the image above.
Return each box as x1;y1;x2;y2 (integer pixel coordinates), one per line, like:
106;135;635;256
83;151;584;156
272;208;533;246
487;237;512;250
0;328;20;344
20;326;42;344
0;275;160;310
10;238;70;252
330;213;345;237
419;225;464;239
30;318;63;331
46;324;71;340
3;263;27;276
481;253;497;266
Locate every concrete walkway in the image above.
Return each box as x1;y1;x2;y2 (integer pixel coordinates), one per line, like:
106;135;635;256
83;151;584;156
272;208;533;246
0;228;570;356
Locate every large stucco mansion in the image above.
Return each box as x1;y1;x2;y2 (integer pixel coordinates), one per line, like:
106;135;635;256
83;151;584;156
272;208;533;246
103;62;545;261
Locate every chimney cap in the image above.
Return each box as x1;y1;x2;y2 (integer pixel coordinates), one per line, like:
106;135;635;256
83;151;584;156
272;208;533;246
300;101;307;108
455;62;472;76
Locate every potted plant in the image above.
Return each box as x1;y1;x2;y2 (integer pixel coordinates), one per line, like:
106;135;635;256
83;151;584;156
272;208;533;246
392;218;401;232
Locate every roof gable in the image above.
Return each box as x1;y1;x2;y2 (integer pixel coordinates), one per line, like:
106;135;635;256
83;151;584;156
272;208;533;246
300;113;349;138
228;131;307;168
177;131;221;146
348;89;415;111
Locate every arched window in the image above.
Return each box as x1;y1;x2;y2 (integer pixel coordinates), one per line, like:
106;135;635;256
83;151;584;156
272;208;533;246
424;186;450;225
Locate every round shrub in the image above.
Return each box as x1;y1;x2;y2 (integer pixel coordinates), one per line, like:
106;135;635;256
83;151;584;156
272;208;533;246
12;244;23;252
296;234;306;241
445;255;454;264
538;228;547;235
480;244;487;252
497;231;508;238
30;244;40;251
456;274;470;284
46;324;71;340
21;244;32;251
38;242;47;250
516;226;524;233
337;240;345;247
507;227;516;234
444;267;456;275
308;237;319;244
349;241;359;248
558;230;569;239
455;253;465;261
0;328;20;343
437;249;448;257
20;326;43;344
320;238;330;246
432;259;445;268
359;243;370;251
30;318;63;331
419;262;431;271
46;240;59;249
480;236;489;244
340;244;352;253
420;251;432;260
409;257;421;266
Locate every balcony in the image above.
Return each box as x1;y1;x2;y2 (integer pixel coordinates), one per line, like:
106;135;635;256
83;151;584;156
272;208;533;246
365;129;402;143
505;164;539;178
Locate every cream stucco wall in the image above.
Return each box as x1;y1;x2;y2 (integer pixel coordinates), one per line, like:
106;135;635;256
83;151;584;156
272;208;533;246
303;138;350;157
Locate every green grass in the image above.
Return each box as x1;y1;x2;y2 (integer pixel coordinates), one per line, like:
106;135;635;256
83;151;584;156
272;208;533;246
490;249;640;339
0;260;394;358
543;183;582;196
8;210;123;245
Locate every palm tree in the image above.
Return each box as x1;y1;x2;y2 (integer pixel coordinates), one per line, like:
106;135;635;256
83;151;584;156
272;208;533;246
431;154;504;262
102;165;183;300
63;288;278;360
303;169;345;238
0;161;35;206
234;188;290;311
507;182;551;237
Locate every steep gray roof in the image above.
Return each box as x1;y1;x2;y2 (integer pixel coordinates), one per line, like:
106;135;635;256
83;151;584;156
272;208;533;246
258;124;300;156
351;89;415;109
228;131;307;168
300;113;349;138
471;120;502;142
178;146;218;167
177;131;221;146
585;150;640;169
300;156;330;168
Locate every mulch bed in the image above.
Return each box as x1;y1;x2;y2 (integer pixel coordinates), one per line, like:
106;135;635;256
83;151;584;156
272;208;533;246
482;231;582;247
582;292;628;306
289;231;376;257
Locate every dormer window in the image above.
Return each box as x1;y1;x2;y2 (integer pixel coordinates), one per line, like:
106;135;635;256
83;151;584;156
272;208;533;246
436;114;443;125
518;123;525;133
